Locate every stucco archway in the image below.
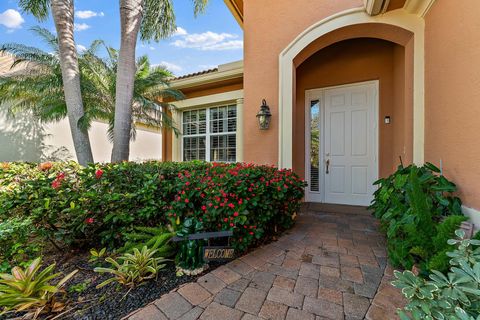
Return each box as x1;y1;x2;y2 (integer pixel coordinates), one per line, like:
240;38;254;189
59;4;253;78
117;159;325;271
278;7;425;169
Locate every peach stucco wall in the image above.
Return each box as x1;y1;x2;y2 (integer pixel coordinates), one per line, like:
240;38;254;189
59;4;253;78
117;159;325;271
294;38;412;180
425;1;480;209
243;0;363;165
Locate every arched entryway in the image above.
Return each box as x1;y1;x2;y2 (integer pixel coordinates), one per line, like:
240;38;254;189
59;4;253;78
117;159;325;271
278;8;423;205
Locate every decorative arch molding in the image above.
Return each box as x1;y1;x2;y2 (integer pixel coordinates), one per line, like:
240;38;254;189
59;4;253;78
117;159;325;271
278;7;425;168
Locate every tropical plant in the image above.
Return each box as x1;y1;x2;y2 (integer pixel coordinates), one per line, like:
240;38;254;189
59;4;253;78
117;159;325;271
392;230;480;320
94;246;168;288
111;0;209;161
119;226;176;258
369;163;463;273
0;28;182;146
175;218;206;274
17;0;93;165
0;257;77;318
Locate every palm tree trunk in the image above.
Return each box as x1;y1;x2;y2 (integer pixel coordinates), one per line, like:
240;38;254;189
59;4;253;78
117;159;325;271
111;0;144;162
51;0;94;165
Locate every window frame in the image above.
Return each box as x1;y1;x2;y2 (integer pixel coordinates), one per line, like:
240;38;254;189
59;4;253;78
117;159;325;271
181;104;237;162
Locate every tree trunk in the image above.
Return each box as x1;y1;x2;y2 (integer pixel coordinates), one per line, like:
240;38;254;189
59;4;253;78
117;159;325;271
51;0;94;166
111;0;144;162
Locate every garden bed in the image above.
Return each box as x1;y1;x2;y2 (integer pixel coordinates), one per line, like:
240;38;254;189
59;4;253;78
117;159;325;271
2;249;226;320
0;161;305;319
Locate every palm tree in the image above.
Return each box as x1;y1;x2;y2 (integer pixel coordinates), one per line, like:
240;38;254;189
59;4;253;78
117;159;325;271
80;40;183;141
111;0;209;162
0;28;182;149
18;0;94;165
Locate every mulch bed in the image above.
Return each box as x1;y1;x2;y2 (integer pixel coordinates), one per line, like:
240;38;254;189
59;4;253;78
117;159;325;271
1;229;287;320
1;251;225;320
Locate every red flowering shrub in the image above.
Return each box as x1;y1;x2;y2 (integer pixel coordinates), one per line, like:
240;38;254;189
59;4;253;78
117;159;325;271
168;163;305;251
0;161;305;252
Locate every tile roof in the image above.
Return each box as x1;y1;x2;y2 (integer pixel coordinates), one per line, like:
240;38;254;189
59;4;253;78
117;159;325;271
173;67;219;80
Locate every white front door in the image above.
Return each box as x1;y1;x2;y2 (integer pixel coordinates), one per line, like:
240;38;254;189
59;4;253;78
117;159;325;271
306;81;378;206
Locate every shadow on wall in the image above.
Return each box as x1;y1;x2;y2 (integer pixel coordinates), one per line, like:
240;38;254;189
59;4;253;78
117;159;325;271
0;107;72;162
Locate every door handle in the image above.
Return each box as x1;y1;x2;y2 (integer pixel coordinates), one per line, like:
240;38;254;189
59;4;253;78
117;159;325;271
325;159;330;174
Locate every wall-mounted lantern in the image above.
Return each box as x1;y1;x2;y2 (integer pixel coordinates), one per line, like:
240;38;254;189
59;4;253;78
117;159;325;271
256;99;272;130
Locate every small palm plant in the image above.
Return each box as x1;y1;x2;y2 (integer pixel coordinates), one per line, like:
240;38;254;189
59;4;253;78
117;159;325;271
0;257;77;319
94;246;169;289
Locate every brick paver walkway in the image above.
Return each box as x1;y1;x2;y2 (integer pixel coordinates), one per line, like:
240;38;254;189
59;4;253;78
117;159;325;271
125;209;405;320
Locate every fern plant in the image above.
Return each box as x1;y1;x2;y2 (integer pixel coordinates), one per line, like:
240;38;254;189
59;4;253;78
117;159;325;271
118;226;176;258
0;257;77;318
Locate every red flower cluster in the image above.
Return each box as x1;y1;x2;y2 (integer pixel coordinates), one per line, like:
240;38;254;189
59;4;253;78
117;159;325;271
95;169;103;179
85;217;94;224
51;172;65;189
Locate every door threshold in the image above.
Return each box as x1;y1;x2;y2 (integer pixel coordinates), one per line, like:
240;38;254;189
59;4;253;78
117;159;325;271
303;202;372;215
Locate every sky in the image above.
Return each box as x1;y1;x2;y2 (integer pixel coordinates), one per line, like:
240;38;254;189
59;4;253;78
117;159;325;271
0;0;243;76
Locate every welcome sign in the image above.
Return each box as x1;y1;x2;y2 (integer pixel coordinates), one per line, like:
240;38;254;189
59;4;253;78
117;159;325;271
203;246;235;261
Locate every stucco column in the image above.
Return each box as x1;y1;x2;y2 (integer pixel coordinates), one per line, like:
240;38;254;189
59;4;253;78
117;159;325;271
236;98;244;162
171;108;182;162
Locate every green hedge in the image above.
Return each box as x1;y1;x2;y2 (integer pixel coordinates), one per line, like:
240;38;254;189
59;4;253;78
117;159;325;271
0;161;305;267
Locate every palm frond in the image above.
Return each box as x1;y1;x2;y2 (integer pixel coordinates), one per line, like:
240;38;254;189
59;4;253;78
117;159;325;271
192;0;209;16
19;0;50;21
141;0;177;41
29;26;59;54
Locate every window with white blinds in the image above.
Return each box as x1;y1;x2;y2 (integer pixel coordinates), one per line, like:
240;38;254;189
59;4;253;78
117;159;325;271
182;105;237;162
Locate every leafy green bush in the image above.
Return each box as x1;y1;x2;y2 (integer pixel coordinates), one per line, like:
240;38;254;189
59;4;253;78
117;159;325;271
0;161;304;266
0;217;40;273
369;163;463;273
392;230;480;320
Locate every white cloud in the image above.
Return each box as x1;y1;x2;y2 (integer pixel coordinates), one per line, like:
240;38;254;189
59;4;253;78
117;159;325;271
76;44;87;52
76;10;104;19
74;23;91;31
149;46;155;51
174;27;187;36
0;9;25;30
172;31;243;51
154;61;183;73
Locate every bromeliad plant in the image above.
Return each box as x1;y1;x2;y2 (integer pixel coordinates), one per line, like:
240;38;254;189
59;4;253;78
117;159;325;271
392;230;480;320
0;257;77;318
175;218;206;275
94;246;169;288
369;163;464;273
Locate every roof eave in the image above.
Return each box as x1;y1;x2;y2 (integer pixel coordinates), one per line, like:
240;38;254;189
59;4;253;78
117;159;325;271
224;0;243;29
170;65;243;90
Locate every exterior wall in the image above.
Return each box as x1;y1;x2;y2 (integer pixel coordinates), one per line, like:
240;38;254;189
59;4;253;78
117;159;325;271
180;79;243;99
294;38;411;179
425;0;480;210
0;114;162;163
243;0;363;165
45;120;162;162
